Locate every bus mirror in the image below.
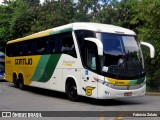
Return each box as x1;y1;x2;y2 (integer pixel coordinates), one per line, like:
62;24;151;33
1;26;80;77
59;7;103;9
140;42;155;58
84;38;103;56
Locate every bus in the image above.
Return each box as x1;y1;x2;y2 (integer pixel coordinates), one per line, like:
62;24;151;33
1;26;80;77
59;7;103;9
0;52;5;80
5;22;155;101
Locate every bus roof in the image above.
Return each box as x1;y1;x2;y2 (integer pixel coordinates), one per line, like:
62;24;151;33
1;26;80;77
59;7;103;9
7;22;136;44
73;22;136;35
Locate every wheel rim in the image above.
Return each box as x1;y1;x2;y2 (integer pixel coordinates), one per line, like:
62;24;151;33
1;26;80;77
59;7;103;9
19;78;24;90
13;78;18;87
19;82;22;88
69;85;77;97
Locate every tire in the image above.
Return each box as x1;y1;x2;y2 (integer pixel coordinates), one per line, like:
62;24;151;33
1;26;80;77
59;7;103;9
19;75;25;90
66;80;79;101
13;76;19;88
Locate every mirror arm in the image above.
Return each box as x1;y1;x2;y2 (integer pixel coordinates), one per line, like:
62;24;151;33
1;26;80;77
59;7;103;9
141;41;155;58
84;38;103;56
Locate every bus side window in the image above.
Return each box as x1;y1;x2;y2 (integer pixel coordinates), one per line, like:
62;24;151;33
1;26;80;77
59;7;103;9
75;30;96;64
15;43;21;56
50;35;62;54
10;44;16;56
44;39;49;54
50;36;57;54
27;41;35;55
36;38;49;55
11;44;16;56
6;44;12;57
37;39;44;54
60;32;77;58
85;44;97;71
23;42;28;56
19;42;27;56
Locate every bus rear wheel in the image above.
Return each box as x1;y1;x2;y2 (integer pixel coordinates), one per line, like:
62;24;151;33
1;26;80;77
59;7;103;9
66;80;79;101
19;75;25;90
13;76;19;88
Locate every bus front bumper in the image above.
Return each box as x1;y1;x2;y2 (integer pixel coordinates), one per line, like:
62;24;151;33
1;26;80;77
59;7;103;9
98;84;146;99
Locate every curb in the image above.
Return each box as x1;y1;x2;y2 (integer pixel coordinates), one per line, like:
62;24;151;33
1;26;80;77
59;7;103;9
145;92;160;96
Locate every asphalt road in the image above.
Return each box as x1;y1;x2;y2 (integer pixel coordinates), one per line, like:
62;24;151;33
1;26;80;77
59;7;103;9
0;80;160;120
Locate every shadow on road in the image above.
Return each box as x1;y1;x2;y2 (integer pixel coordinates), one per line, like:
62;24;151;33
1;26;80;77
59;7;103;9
0;80;7;82
8;84;144;106
80;96;143;106
8;84;68;100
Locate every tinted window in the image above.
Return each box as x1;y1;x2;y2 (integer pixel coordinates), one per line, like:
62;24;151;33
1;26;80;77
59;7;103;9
60;32;77;58
86;44;97;71
75;30;96;51
36;38;50;54
75;30;96;64
6;32;76;57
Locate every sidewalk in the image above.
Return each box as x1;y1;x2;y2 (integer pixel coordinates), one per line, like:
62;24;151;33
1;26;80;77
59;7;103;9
146;92;160;96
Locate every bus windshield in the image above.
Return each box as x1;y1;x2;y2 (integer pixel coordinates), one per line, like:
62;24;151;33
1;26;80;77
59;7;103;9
97;33;145;79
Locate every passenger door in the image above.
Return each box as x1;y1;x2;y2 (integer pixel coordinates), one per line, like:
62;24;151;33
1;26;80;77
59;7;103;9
81;42;98;98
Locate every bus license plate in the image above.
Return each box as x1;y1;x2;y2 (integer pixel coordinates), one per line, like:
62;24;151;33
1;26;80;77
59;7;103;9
124;92;132;96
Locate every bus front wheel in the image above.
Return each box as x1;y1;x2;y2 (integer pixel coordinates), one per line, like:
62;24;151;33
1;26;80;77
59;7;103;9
66;80;79;101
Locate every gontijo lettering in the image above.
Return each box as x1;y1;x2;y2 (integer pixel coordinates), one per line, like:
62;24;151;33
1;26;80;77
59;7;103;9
15;58;32;65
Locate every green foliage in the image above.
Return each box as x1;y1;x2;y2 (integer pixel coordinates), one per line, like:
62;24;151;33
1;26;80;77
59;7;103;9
130;0;160;90
0;2;14;51
0;0;160;90
91;0;118;23
30;0;75;33
10;0;34;38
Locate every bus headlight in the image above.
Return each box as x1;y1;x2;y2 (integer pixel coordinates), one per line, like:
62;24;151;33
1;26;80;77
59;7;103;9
102;80;114;88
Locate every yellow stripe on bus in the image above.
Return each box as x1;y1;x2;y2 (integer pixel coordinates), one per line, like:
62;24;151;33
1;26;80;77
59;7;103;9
106;77;130;86
7;28;53;44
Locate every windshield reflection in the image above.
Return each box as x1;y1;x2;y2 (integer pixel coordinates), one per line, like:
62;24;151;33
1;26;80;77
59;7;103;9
96;32;144;79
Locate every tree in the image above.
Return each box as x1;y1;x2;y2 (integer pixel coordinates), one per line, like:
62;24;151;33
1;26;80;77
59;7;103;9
134;0;160;90
30;0;75;33
9;0;34;39
0;1;14;51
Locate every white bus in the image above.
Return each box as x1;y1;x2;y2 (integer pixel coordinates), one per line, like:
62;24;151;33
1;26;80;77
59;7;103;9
5;22;155;101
